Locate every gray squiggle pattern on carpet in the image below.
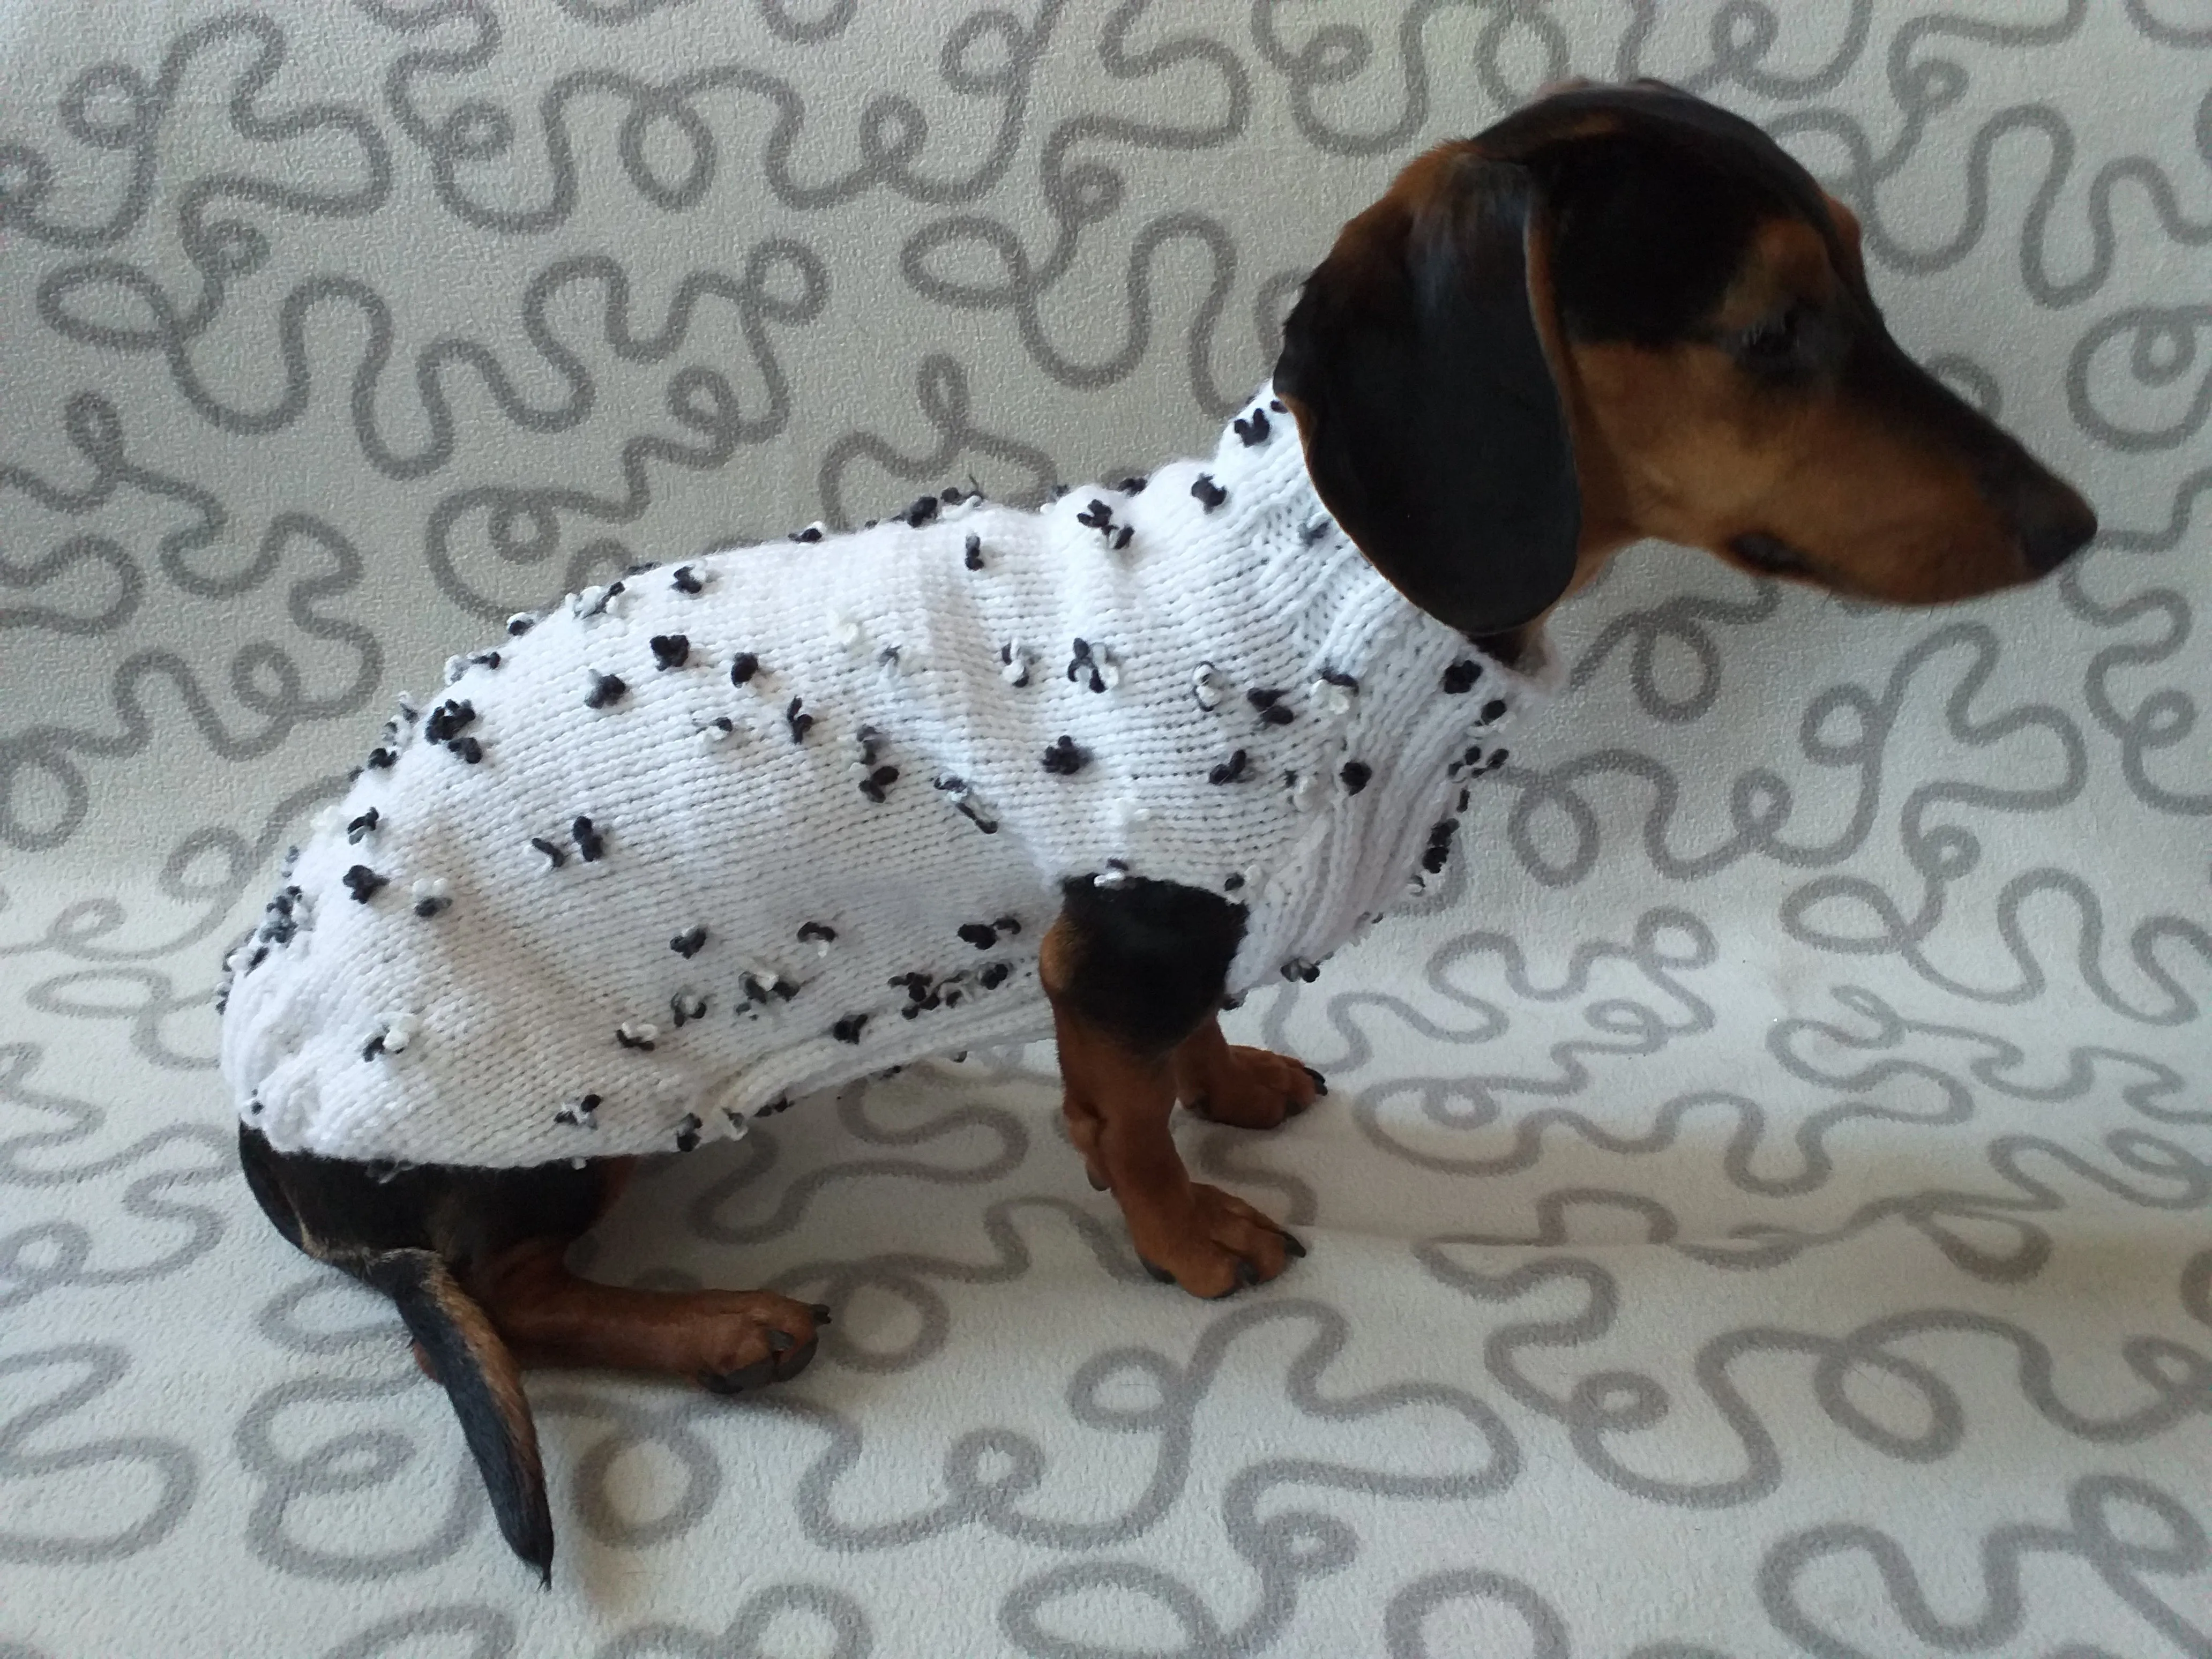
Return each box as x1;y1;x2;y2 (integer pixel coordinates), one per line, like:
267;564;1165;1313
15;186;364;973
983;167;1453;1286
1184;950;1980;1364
3;2;2207;1653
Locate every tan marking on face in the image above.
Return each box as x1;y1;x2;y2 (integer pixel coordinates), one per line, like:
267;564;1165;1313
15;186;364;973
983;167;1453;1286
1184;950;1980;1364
1712;218;1835;331
1560;340;2028;603
1543;214;2037;608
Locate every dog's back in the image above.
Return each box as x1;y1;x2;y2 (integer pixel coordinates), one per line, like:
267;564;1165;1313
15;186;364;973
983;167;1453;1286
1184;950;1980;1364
221;395;1543;1168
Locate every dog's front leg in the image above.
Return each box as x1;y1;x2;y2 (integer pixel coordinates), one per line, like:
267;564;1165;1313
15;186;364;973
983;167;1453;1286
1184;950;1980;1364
1172;1015;1324;1130
1041;878;1303;1297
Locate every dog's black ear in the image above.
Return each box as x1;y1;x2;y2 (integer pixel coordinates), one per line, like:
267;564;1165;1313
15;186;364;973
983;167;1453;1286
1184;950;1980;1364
1275;152;1579;636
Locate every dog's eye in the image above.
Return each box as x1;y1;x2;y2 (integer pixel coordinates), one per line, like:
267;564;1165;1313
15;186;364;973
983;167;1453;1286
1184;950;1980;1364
1738;305;1807;367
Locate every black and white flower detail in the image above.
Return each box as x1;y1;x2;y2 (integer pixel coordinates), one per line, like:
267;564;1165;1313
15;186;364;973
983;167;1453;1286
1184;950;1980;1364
554;1093;601;1129
363;1013;420;1059
1067;639;1120;693
571;582;627;621
933;774;1000;834
1191;662;1225;711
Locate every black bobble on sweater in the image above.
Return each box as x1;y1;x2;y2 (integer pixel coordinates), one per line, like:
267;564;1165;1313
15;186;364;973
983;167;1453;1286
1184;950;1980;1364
1421;820;1458;875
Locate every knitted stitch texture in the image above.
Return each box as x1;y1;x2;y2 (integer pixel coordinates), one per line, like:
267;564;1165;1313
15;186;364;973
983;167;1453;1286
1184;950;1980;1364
219;387;1553;1166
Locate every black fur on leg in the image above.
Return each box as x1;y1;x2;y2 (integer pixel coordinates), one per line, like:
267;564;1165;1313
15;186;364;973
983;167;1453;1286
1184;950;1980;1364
1054;875;1247;1056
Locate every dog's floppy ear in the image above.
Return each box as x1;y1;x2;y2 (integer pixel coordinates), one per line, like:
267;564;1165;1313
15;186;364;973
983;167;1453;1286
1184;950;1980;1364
1275;151;1579;636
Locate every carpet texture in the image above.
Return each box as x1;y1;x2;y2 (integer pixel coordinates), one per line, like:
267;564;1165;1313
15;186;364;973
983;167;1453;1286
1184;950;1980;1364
3;3;2208;1655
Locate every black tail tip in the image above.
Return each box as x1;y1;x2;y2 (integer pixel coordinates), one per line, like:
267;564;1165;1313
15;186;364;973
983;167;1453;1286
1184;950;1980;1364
2019;484;2098;574
503;1512;555;1587
482;1441;555;1584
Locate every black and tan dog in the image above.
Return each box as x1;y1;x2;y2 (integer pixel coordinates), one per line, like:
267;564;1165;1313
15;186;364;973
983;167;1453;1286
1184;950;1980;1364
237;82;2095;1579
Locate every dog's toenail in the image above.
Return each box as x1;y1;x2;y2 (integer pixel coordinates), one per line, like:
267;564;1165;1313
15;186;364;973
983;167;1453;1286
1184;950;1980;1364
1140;1258;1175;1285
1281;1232;1307;1258
809;1302;833;1324
1235;1259;1259;1288
1301;1065;1327;1096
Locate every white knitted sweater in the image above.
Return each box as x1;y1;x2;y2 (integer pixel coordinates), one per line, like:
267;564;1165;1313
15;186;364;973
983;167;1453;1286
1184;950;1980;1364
220;388;1552;1166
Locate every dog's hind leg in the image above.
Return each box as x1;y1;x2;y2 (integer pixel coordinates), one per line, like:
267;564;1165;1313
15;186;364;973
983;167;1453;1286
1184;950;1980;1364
240;1127;824;1393
458;1238;825;1396
1042;875;1305;1298
237;1126;824;1580
239;1125;559;1579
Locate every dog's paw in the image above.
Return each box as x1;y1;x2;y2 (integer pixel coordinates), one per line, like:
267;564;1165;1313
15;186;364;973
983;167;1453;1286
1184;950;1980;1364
1131;1183;1304;1299
1182;1044;1323;1131
695;1293;831;1395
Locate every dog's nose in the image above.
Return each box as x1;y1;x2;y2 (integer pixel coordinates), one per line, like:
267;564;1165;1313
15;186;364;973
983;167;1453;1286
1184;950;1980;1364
2017;482;2098;574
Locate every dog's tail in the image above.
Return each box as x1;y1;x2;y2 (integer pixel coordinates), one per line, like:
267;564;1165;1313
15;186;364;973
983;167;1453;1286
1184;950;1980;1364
359;1247;554;1585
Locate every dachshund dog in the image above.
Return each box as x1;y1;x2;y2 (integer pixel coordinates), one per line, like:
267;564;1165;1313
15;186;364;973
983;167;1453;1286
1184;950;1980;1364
230;82;2096;1580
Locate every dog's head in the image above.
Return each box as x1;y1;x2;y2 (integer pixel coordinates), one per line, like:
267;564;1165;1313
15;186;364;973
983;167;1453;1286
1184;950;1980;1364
1274;80;2098;641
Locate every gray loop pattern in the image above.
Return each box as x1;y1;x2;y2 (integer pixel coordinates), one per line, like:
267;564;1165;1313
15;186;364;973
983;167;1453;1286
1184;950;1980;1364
3;2;2205;1653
